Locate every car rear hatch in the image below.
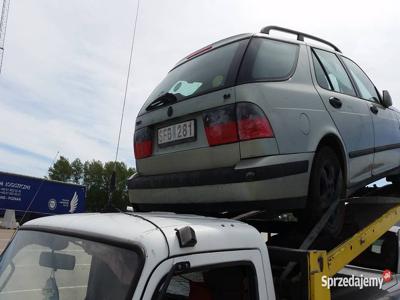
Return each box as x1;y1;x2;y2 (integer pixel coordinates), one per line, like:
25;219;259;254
136;89;241;175
134;37;252;175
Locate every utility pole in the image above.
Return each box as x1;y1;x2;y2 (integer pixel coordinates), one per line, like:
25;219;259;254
0;0;10;73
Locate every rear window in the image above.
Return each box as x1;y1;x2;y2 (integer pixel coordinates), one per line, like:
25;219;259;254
237;38;299;83
146;39;248;104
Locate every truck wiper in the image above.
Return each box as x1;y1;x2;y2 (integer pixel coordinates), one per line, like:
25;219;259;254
146;93;177;111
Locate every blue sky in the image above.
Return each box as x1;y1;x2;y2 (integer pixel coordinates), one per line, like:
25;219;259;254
0;0;399;178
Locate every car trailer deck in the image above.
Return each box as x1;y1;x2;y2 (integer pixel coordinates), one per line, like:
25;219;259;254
237;185;400;300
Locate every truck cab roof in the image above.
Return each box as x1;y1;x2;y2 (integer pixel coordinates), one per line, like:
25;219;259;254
23;212;264;257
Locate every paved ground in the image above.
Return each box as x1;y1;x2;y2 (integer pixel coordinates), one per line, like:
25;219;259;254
0;228;15;253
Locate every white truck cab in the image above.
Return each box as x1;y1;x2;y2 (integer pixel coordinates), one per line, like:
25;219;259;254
0;212;275;299
2;196;400;300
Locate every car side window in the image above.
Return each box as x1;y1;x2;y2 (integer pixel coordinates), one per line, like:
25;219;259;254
237;38;298;83
313;49;357;97
312;52;331;90
342;57;380;102
154;264;258;300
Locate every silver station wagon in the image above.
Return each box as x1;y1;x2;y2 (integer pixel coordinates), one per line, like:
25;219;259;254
129;26;399;230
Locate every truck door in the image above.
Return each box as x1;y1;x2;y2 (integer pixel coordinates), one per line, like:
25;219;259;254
311;48;374;186
140;250;272;300
341;56;400;176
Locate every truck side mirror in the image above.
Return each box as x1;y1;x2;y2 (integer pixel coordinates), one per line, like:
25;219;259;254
382;90;392;108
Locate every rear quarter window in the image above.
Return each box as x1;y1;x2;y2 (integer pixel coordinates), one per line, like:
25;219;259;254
237;38;299;83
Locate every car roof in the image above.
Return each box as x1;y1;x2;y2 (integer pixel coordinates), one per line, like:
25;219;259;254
173;33;253;68
23;212;263;257
173;31;341;69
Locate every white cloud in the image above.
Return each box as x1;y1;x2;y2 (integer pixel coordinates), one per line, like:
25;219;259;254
0;0;399;177
0;101;113;161
0;147;48;177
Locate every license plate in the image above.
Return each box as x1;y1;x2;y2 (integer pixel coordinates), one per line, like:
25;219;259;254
158;120;196;146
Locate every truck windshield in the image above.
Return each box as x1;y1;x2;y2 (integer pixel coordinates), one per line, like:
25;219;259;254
145;39;248;111
0;230;143;300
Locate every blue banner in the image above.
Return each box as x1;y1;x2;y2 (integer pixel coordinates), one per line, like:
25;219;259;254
0;172;86;215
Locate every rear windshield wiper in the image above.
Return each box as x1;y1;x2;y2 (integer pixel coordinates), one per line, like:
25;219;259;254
146;93;178;111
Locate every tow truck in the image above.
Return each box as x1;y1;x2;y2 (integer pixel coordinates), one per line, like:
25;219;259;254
0;184;400;299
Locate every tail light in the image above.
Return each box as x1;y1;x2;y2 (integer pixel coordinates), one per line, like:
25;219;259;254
203;103;273;146
134;127;153;159
236;103;274;140
203;105;238;146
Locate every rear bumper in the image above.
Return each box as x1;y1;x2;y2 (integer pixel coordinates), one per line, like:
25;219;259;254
128;153;313;212
128;161;308;189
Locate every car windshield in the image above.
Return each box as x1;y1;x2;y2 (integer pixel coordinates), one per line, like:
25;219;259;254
0;230;143;300
145;39;248;109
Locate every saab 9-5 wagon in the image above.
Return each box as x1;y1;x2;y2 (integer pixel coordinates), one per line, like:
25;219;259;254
129;26;399;231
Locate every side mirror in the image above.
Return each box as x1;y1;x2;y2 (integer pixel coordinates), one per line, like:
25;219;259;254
382;90;393;108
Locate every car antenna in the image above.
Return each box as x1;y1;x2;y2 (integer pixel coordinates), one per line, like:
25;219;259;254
103;0;141;212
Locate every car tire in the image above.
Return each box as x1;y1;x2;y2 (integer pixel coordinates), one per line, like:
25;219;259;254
306;146;345;237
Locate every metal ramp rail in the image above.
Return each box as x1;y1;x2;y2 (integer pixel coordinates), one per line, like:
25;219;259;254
238;186;400;300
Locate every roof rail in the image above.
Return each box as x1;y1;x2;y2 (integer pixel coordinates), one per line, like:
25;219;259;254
260;25;342;53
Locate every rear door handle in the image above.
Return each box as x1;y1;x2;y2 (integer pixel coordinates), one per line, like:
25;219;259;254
370;105;378;114
329;97;342;109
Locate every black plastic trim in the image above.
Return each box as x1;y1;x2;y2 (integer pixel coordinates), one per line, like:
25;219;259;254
348;147;375;158
133;196;307;214
375;143;400;153
128;161;309;189
349;143;400;158
261;25;341;53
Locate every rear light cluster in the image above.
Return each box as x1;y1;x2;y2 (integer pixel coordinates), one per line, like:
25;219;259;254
134;102;273;159
203;103;274;147
203;105;238;146
134;127;153;159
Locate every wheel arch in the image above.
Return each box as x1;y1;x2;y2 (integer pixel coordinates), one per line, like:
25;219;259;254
313;133;348;187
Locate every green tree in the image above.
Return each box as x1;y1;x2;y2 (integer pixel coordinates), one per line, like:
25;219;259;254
48;156;73;182
71;158;83;184
48;156;136;212
83;160;106;212
103;161;135;210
